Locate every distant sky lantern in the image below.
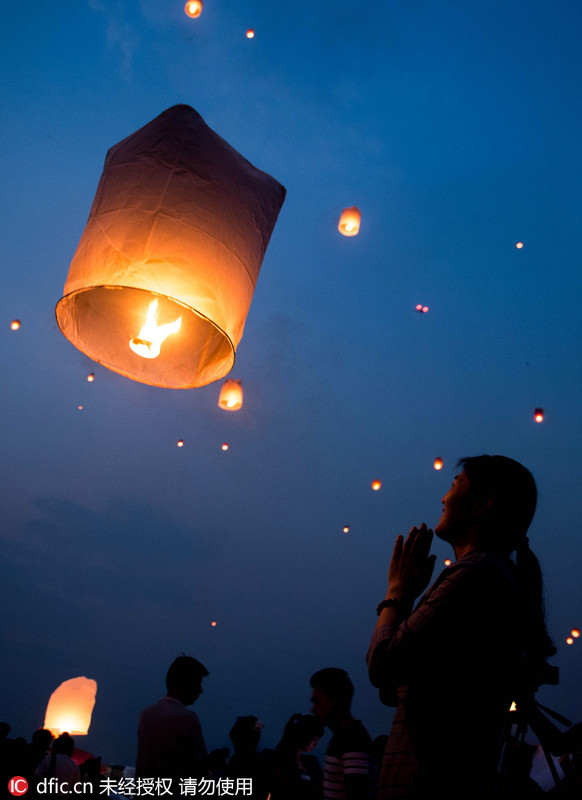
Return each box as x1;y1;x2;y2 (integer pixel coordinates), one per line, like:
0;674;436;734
10;320;21;330
572;628;580;638
78;405;83;410
416;304;429;313
44;677;97;737
211;620;217;627
434;457;443;470
221;442;229;451
444;559;451;566
534;408;544;423
343;526;350;533
567;637;574;645
338;207;361;237
56;105;285;389
177;440;184;447
87;373;94;382
184;0;202;18
516;242;524;249
246;29;255;38
371;480;381;491
218;379;243;411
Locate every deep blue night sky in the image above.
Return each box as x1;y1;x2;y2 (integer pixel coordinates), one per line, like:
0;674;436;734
1;0;581;769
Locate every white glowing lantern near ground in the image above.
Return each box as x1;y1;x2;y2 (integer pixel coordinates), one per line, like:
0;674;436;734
338;207;361;237
56;105;285;389
44;677;97;737
218;379;243;410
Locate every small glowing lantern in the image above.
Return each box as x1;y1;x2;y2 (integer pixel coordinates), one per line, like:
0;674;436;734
338;207;361;237
10;320;21;330
444;559;451;566
343;526;350;533
516;242;524;249
246;29;255;38
218;379;243;411
56;105;285;389
371;480;381;491
44;676;97;737
211;620;217;627
184;1;202;18
572;628;580;638
87;373;95;382
221;442;229;451
177;439;184;447
78;405;83;410
534;408;544;423
434;458;443;470
567;637;574;645
510;701;517;712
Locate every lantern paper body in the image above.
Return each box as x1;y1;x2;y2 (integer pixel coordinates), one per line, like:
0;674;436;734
338;207;361;237
56;105;286;389
44;677;97;737
218;379;243;410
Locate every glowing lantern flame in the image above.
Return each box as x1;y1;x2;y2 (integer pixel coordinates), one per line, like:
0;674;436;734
218;379;243;411
371;480;381;491
567;637;574;645
177;440;184;447
211;620;217;627
221;442;229;451
534;408;544;423
444;559;451;566
184;0;202;18
338;207;361;237
510;701;517;712
10;320;21;330
572;628;580;638
87;373;94;382
343;526;350;533
516;242;524;249
246;29;255;38
44;677;97;737
434;458;443;470
129;300;181;359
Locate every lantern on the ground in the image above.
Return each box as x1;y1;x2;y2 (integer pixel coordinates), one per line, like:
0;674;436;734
56;105;285;389
218;379;243;410
44;677;97;737
184;1;203;18
338;207;361;237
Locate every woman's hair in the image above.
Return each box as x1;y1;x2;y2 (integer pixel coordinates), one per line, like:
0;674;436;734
276;714;324;753
459;455;556;682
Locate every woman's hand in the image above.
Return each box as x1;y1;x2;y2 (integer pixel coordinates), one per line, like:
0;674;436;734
387;523;437;601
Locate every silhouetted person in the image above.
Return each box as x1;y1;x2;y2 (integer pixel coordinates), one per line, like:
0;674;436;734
368;455;556;799
225;716;270;799
310;668;372;799
35;733;80;791
25;729;54;777
136;655;209;788
270;713;324;800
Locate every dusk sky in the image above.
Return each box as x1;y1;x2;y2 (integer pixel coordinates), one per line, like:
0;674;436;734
1;0;581;770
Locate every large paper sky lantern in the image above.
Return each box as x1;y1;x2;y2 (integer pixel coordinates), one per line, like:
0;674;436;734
56;105;286;389
44;676;97;736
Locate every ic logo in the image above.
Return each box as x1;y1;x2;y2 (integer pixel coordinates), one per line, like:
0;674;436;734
8;777;28;796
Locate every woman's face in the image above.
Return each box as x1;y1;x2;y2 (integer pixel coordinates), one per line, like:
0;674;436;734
303;736;319;753
434;471;476;541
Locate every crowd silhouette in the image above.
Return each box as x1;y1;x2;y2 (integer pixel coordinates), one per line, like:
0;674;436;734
2;456;582;798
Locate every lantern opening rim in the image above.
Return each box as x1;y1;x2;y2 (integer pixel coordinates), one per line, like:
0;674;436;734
55;285;236;389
